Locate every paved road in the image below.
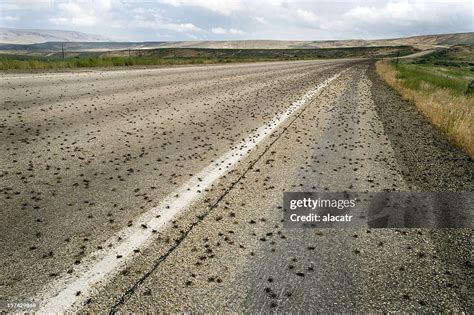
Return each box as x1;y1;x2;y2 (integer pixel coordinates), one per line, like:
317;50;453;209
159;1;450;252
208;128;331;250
0;60;472;313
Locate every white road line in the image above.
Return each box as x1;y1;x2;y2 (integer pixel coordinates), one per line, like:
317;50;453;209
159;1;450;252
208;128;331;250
36;68;348;313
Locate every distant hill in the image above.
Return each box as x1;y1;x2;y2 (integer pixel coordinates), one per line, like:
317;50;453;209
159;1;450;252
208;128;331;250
0;28;472;51
151;33;474;50
0;28;111;44
373;33;474;48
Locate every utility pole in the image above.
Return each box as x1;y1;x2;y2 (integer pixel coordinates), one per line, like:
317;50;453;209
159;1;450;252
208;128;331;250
61;43;65;60
396;51;400;68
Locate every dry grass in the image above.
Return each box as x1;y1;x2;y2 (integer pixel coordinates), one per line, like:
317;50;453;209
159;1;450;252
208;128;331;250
376;60;473;158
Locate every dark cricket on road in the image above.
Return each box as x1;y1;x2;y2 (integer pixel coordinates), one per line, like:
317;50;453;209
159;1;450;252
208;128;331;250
1;59;472;313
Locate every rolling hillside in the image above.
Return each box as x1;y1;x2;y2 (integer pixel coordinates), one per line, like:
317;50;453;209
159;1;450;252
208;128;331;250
0;28;111;44
1;28;472;51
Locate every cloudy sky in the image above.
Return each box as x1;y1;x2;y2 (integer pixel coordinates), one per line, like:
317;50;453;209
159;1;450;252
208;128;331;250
0;0;472;41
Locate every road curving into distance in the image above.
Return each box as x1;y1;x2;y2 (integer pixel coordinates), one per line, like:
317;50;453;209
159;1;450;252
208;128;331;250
1;59;472;313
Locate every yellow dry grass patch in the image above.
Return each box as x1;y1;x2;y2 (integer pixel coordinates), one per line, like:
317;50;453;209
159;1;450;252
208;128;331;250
376;60;473;158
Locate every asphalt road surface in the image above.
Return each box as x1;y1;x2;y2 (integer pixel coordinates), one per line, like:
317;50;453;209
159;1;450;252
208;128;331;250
1;60;472;313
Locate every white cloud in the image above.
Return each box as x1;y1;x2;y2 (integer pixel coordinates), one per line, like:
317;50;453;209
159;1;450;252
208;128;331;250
48;1;121;27
161;0;243;15
296;9;319;24
95;0;115;11
229;28;244;35
345;1;422;22
164;23;202;32
3;15;19;21
334;0;471;37
185;32;200;39
0;0;53;10
134;12;203;33
211;27;244;35
49;2;96;26
211;27;227;34
2;0;473;41
48;0;123;27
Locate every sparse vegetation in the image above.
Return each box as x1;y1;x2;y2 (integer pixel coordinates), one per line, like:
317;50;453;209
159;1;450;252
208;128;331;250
0;46;416;70
0;56;217;70
376;47;473;157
